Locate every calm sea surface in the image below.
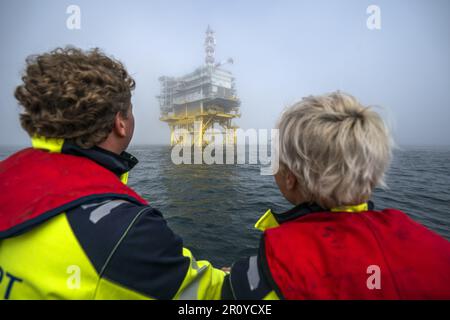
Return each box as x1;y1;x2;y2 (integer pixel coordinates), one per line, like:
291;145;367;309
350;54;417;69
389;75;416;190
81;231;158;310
1;145;449;267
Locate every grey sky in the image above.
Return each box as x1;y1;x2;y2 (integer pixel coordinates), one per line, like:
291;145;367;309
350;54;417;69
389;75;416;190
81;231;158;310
0;0;449;146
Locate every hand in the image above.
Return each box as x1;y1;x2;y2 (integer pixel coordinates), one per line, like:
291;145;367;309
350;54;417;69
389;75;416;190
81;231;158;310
221;267;231;273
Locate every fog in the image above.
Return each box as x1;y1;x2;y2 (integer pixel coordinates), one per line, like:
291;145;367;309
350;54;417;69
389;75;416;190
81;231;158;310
0;0;449;146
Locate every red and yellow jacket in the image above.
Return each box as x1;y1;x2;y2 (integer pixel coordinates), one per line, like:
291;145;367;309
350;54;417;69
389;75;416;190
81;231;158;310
223;202;450;299
0;137;225;300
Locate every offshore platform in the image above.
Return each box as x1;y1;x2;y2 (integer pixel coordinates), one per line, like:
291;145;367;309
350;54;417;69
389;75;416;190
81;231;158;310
157;26;241;146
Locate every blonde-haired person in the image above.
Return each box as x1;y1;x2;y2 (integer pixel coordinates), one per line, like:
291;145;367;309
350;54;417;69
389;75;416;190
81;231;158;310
222;91;450;300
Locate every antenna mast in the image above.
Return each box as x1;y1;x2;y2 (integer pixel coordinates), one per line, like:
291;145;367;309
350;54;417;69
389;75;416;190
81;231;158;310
204;25;216;66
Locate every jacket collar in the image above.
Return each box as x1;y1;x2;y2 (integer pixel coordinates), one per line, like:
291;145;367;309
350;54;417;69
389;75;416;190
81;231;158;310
31;136;138;182
255;201;375;231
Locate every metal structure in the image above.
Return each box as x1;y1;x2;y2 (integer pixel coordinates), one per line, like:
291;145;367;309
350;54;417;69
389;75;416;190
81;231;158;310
157;26;240;146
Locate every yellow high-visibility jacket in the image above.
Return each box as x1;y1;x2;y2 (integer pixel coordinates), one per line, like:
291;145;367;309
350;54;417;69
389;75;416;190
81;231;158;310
0;137;225;300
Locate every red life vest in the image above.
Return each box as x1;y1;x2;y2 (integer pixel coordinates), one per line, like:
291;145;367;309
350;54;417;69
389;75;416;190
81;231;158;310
0;148;148;238
262;209;450;299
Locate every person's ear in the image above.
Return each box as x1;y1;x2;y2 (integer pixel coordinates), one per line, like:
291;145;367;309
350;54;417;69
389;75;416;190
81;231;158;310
285;169;298;191
113;112;127;138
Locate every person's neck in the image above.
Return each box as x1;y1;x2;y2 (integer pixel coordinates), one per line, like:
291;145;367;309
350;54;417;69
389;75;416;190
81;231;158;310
287;193;305;206
97;139;124;155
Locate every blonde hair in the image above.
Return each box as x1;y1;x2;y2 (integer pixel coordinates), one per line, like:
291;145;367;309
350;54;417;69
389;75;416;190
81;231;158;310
276;91;392;209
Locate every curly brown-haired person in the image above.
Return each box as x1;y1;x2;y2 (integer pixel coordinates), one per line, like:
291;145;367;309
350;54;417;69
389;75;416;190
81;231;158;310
0;47;226;300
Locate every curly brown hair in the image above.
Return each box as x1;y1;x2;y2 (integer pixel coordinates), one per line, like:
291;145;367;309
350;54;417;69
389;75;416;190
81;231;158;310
14;47;135;148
